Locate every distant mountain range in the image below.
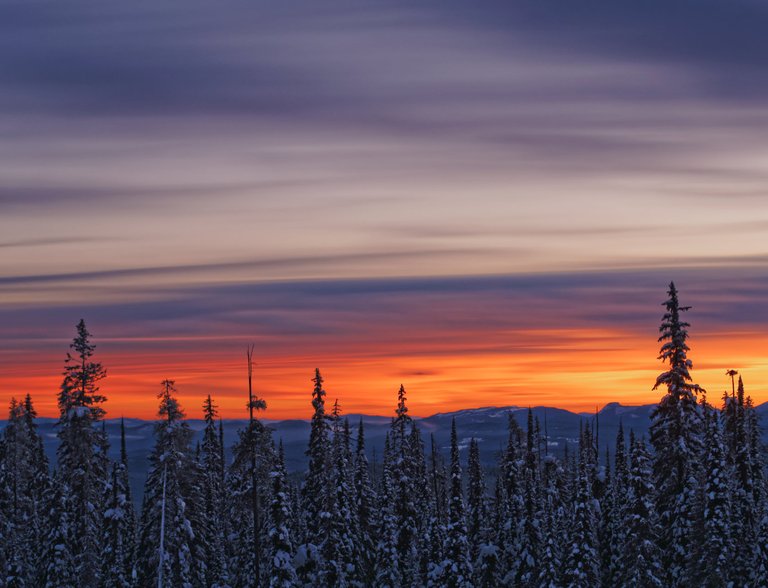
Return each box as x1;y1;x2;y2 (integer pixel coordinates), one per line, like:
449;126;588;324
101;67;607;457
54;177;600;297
4;402;767;503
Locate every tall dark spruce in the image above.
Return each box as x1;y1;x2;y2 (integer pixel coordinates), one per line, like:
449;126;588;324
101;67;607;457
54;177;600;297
44;320;109;587
99;418;136;588
135;380;208;587
200;395;229;586
0;394;51;585
649;282;704;587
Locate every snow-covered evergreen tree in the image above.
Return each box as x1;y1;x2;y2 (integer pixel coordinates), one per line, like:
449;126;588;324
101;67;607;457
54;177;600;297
515;408;541;586
40;483;77;587
722;375;763;585
198;395;229;587
498;413;523;585
649;282;704;587
318;403;354;587
302;369;329;540
226;412;273;587
267;440;298;587
99;418;136;588
605;420;629;587
424;434;448;586
390;385;420;586
0;394;51;586
537;450;564;588
562;424;599;588
47;320;109;587
375;434;400;588
618;432;662;588
352;419;376;585
689;409;732;587
466;438;486;575
135;380;208;587
432;418;472;588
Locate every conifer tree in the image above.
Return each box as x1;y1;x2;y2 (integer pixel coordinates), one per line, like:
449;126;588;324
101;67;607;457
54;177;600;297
722;375;763;584
424;434;448;586
99;418;136;588
267;441;298;588
1;394;51;585
537;450;564;588
618;432;662;588
434;419;472;588
563;424;599;588
746;393;768;582
649;283;703;586
303;369;330;544
605;420;629;587
226;363;273;588
375;434;401;588
318;403;354;587
352;419;376;586
200;395;229;587
391;385;419;586
466;438;486;567
40;483;77;587
135;380;208;587
48;320;109;587
515;408;541;585
498;413;523;583
689;409;732;587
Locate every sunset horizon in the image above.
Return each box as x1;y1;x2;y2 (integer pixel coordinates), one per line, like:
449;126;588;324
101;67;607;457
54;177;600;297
4;274;766;420
3;2;768;586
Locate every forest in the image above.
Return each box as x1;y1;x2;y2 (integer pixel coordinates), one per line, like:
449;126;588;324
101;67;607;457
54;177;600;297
0;282;764;587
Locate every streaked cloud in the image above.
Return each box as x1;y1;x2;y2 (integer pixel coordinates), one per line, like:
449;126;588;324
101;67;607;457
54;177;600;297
2;1;768;416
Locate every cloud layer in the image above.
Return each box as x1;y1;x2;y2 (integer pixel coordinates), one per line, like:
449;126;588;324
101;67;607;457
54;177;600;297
2;1;768;416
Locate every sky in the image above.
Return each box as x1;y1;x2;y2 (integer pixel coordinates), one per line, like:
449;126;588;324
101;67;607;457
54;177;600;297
2;0;768;419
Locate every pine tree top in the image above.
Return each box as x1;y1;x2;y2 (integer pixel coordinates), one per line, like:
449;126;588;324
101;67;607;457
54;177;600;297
59;319;107;420
157;379;185;424
653;282;703;396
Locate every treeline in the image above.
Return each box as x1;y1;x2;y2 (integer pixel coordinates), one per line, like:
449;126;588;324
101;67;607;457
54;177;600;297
0;283;767;587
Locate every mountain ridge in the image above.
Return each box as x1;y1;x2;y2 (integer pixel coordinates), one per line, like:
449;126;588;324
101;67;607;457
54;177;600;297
3;401;766;504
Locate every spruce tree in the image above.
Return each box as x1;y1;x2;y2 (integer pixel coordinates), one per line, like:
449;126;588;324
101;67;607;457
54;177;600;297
563;424;599;588
466;438;486;568
352;419;376;585
434;418;472;588
200;396;229;587
723;376;762;584
48;320;109;587
649;283;704;586
408;420;431;585
227;411;273;587
40;483;77;587
375;434;400;588
1;395;51;585
618;432;662;587
537;450;564;588
498;413;523;583
267;441;298;588
302;369;330;544
605;420;629;587
425;434;448;586
515;408;541;586
689;409;732;587
318;404;353;587
135;380;208;587
391;385;419;586
99;418;136;588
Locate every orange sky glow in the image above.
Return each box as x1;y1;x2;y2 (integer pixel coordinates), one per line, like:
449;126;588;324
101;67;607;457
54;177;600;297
4;2;768;422
3;324;766;421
